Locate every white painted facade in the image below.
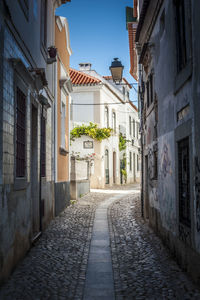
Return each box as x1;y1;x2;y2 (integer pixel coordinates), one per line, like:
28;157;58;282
70;65;140;188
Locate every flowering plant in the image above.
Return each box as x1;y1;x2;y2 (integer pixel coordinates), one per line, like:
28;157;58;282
70;122;112;142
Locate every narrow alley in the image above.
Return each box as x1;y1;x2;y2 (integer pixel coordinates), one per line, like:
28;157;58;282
0;185;200;300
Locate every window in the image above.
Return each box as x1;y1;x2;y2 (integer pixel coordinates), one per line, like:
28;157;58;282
105;149;109;184
129;152;132;171
146;81;150;107
178;137;190;226
129;116;132;135
146;73;154;108
137;154;139;172
112;111;116;133
153;151;158;179
136;122;139;139
41;116;46;177
16;87;26;177
133;119;135;137
174;0;187;71
41;0;47;48
105;106;109;128
61;102;66;148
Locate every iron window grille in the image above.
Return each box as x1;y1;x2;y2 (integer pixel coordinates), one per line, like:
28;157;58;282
41;116;46;177
16;87;26;177
178;137;191;226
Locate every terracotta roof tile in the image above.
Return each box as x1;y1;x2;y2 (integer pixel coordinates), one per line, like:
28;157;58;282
128;23;138;81
69;68;101;85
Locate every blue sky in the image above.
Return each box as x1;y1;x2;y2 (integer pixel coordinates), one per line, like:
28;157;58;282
56;0;138;103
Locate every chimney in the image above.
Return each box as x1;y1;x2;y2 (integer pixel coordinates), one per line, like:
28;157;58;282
79;63;92;71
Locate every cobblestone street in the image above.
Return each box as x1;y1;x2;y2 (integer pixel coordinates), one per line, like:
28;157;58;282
108;190;200;300
0;185;200;299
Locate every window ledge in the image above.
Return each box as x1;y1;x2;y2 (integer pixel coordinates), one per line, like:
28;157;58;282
174;60;192;94
59;147;69;156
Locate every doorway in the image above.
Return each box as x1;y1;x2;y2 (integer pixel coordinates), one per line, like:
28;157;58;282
31;104;40;238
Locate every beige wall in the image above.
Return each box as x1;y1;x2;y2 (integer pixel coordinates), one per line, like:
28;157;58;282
55;20;70;182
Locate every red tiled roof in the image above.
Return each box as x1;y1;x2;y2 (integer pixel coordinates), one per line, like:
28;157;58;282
69;68;101;85
128;22;138;81
103;76;132;89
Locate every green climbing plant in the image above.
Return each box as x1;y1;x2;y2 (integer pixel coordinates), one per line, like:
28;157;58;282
119;133;130;151
120;154;127;183
70;122;112;142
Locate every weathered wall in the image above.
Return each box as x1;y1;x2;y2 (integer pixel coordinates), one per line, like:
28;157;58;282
0;1;55;283
139;0;200;284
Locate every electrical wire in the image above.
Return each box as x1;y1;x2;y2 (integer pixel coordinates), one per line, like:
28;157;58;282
71;101;138;105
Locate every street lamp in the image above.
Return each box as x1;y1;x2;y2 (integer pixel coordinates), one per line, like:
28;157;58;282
109;58;124;84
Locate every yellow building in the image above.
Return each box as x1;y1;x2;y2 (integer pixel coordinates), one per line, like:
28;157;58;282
55;16;72;215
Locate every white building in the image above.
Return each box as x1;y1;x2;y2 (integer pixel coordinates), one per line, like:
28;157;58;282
69;64;140;189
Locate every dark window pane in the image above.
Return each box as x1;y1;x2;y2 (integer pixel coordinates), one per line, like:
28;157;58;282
16;87;26;177
178;137;190;226
41;116;46;177
175;0;187;71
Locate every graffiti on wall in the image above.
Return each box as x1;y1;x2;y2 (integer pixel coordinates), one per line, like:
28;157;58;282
160;143;172;179
158;134;176;234
195;156;200;232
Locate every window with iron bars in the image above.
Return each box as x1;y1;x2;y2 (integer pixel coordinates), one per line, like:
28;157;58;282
41;116;46;177
178;137;191;226
16;87;26;177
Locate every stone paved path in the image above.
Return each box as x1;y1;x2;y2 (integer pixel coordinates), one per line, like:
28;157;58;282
0;192;113;300
83;194;124;300
108;192;200;300
1;185;200;300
